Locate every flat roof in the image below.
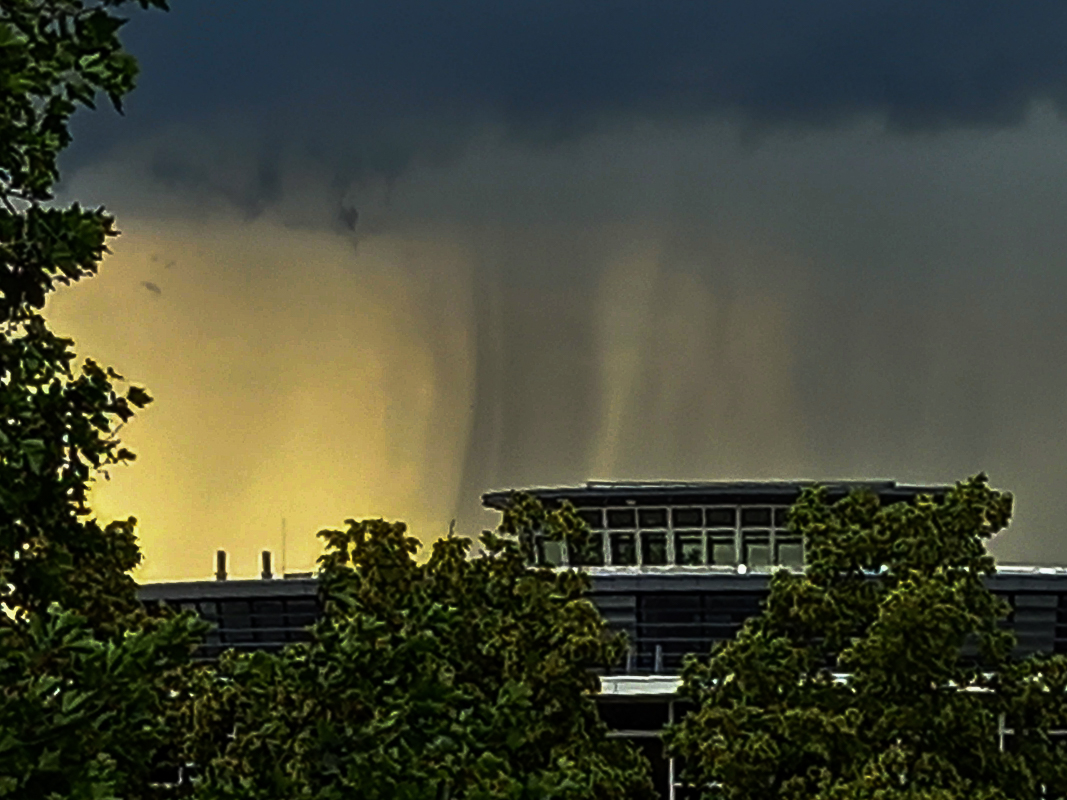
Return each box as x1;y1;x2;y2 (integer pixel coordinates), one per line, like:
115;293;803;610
482;479;952;510
136;567;1067;604
138;577;318;602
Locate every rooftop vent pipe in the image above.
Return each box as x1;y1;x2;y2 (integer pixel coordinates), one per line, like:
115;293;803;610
215;550;227;581
261;550;273;580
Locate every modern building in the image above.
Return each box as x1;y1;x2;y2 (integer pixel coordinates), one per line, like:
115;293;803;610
139;480;1067;800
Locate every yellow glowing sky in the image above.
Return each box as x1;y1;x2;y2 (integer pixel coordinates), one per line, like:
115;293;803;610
47;216;477;581
45;208;809;582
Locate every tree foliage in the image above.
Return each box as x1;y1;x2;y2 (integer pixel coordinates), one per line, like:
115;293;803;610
0;605;202;800
0;3;205;798
1;0;167;317
666;474;1067;800
0;0;171;628
183;496;656;800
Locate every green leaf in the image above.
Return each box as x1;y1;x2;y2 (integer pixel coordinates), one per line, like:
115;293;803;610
21;438;45;473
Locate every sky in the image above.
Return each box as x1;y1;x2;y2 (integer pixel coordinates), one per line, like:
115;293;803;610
46;0;1067;579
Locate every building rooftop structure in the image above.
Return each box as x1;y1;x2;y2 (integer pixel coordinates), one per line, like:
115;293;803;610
482;478;949;505
483;479;950;573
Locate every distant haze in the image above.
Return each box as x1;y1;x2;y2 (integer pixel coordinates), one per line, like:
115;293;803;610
46;1;1067;578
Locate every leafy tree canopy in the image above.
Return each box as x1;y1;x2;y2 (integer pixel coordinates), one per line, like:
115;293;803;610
183;496;656;800
666;474;1067;800
1;0;167;317
0;0;169;629
0;604;202;800
0;3;206;798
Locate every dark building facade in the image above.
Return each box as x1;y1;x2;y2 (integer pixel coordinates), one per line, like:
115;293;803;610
139;480;1067;800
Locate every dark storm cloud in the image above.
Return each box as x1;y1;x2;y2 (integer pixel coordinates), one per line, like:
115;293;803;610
148;147;282;219
68;0;1067;182
54;0;1067;573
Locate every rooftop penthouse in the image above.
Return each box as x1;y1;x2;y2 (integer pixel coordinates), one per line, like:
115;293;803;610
482;479;949;572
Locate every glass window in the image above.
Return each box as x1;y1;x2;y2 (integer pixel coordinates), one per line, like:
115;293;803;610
708;533;736;565
571;532;604;567
773;507;789;528
610;532;637;566
577;509;603;529
741;507;772;527
607;509;637;529
537;537;564;567
743;531;771;569
706;507;736;527
638;508;668;528
642;532;668;566
776;538;804;568
673;508;703;528
674;532;703;566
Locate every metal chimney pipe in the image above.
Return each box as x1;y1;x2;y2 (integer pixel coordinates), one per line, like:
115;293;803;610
261;550;273;580
215;550;227;581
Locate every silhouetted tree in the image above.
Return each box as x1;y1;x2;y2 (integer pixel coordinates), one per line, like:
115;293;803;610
0;3;205;797
184;495;656;800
